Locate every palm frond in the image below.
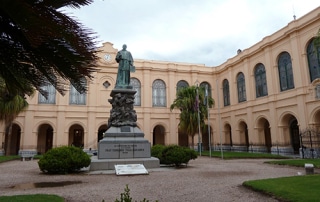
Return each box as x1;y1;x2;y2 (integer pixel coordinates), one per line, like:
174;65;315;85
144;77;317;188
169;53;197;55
0;0;98;96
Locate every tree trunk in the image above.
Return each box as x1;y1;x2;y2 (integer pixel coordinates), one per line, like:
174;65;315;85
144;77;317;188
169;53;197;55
4;122;13;156
191;134;195;149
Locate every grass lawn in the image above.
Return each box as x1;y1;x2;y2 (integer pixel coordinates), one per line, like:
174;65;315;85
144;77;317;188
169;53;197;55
0;194;64;202
200;151;320;201
244;156;320;201
0;155;42;163
0;155;20;163
266;158;320;168
200;150;289;159
243;174;320;202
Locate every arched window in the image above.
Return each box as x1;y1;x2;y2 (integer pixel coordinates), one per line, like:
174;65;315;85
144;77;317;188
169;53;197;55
307;38;320;82
200;82;212;108
255;63;268;97
69;78;86;105
130;78;141;106
38;83;56;104
200;82;212;98
152;79;166;107
237;72;246;102
278;52;294;91
223;79;230;106
176;80;189;94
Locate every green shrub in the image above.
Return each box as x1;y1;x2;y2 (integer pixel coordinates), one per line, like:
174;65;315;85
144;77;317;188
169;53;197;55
151;144;166;159
112;184;158;202
152;145;197;167
38;146;91;174
184;146;198;161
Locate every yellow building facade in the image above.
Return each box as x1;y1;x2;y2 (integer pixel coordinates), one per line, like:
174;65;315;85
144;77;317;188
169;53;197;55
1;7;320;157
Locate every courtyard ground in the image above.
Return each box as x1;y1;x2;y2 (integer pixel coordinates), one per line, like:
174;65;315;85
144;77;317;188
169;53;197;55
0;156;306;202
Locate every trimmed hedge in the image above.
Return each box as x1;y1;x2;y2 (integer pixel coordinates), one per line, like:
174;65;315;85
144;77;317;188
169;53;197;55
151;144;197;167
38;146;91;174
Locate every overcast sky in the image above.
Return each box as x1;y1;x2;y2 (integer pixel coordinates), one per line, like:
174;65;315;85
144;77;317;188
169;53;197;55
62;0;319;66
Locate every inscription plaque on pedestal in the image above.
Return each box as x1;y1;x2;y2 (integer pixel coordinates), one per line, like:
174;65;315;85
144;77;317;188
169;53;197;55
98;125;151;159
99;141;151;159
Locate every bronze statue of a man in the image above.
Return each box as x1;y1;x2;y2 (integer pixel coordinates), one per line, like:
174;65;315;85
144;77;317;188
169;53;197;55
115;44;135;89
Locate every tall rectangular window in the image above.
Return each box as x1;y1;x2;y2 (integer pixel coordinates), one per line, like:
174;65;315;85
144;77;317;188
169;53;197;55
38;83;56;104
69;79;86;105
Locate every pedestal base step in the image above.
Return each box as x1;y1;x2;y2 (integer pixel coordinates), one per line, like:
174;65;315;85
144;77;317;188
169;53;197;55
89;156;159;171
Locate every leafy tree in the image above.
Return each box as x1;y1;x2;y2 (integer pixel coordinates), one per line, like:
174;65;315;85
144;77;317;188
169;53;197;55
0;0;98;97
170;85;214;147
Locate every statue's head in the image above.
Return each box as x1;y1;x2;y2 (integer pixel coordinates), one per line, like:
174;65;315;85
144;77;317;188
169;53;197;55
122;44;127;50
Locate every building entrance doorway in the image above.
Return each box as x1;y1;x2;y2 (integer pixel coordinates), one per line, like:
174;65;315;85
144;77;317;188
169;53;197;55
153;125;165;145
289;119;300;154
4;123;21;155
69;124;84;148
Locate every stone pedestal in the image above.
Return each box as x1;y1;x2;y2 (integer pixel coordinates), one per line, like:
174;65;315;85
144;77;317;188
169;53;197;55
90;88;159;171
98;126;151;159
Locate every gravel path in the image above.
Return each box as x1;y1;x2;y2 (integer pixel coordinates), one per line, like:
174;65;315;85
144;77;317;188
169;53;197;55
0;157;305;202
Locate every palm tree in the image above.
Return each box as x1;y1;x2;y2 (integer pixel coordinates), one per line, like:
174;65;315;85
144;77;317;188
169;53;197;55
1;0;97;155
0;77;31;155
170;85;214;148
0;0;98;97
